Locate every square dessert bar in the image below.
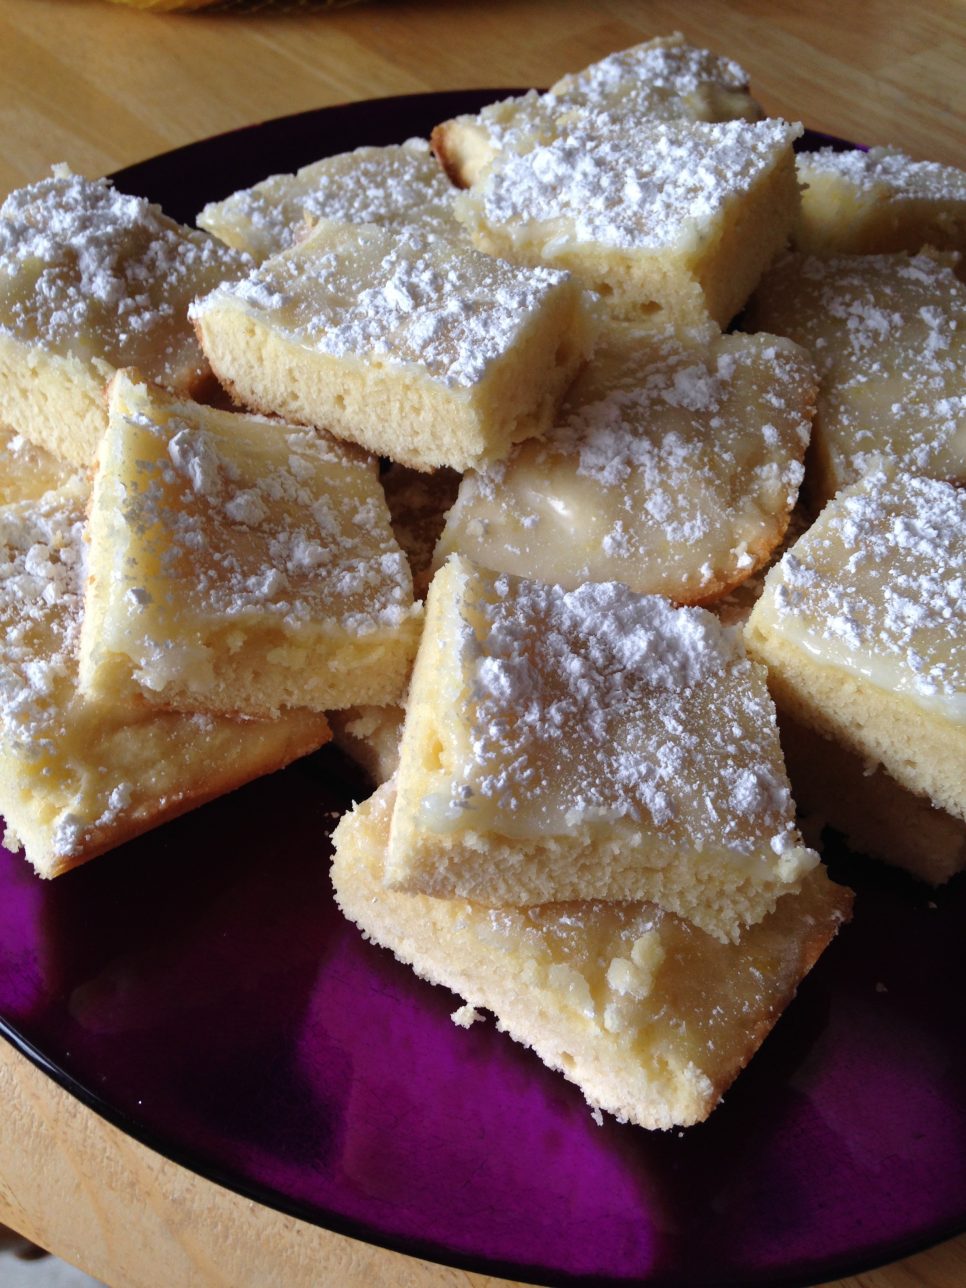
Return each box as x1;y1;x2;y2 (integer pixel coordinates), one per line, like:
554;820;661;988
746;249;966;503
795;146;966;256
333;783;851;1129
387;555;818;943
198;139;464;262
453;115;802;328
0;481;330;878
79;372;422;719
0;168;249;466
434;326;815;604
744;470;966;826
433;34;761;189
192;220;596;472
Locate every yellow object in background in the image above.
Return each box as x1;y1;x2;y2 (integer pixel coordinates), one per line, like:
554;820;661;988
106;0;220;9
105;0;359;9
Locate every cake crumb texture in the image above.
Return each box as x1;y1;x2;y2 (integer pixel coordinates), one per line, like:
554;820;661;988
193;221;596;471
0;481;330;877
334;783;851;1130
745;470;966;821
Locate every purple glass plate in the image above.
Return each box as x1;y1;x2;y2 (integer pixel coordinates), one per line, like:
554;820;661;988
1;93;964;1287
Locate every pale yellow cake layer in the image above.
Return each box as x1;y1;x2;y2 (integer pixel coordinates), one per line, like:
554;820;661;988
453;117;801;328
333;783;851;1130
435;327;814;604
780;715;966;886
0;334;112;468
752;633;966;826
387;556;818;943
0;422;76;505
192;220;596;472
0;169;248;466
0;482;331;878
432;34;761;189
746;249;966;504
198;139;464;261
745;471;966;822
79;372;422;718
795;146;966;256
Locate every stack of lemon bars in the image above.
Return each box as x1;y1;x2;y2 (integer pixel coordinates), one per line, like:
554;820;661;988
2;34;964;1129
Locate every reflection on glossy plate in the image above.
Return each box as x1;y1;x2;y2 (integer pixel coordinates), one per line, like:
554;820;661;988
0;92;964;1288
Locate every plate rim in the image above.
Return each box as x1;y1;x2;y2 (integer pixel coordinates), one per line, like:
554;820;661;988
5;999;965;1288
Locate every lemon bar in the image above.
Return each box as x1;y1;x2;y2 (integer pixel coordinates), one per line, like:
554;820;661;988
0;168;248;467
433;34;761;189
198;139;463;262
746;249;966;503
795;145;966;256
192;221;596;472
453;116;801;327
0;423;76;506
745;470;966;824
434;327;814;603
0;481;330;877
79;372;422;718
387;555;818;943
333;783;851;1129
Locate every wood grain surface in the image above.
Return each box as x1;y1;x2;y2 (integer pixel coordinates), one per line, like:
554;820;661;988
2;0;966;194
0;2;963;1285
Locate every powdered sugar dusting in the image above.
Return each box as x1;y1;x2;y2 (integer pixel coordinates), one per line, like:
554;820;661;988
799;145;966;204
111;405;416;636
0;169;248;379
559;338;806;502
470;117;800;251
199;139;462;261
462;37;757;161
194;223;570;388
0;485;87;762
552;38;752;111
770;471;966;712
440;564;801;861
442;331;812;596
751;251;966;489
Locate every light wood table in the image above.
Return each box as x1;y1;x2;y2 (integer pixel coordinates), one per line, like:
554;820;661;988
0;2;963;1285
